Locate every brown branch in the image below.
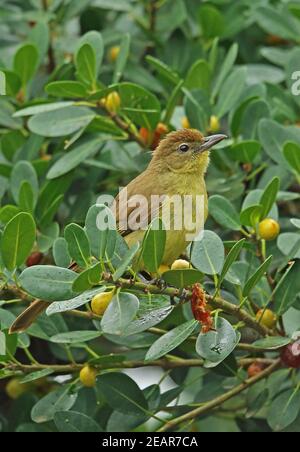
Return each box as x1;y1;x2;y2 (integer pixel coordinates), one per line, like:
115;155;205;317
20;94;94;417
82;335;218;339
99;103;147;148
158;359;281;432
3;357;276;375
102;274;271;337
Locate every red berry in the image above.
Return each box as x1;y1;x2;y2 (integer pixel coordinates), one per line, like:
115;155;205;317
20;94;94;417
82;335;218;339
281;341;300;369
26;252;43;267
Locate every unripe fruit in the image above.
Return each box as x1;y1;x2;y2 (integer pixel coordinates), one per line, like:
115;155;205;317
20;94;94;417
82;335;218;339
91;291;114;316
105;91;121;113
281;341;300;369
209;115;220;133
258;219;280;241
152;123;168;150
171;259;191;270
155;123;168;135
139;127;152;146
79;366;98;388
157;264;170;275
5;379;28;400
181;117;191;129
255;309;277;329
247;362;266;378
26;252;44;267
109;46;120;62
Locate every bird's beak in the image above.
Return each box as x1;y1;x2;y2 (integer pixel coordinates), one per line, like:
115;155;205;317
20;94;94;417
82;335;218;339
196;134;228;153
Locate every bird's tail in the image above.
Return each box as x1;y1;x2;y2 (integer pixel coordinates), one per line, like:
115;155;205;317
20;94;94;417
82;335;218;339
9;300;48;334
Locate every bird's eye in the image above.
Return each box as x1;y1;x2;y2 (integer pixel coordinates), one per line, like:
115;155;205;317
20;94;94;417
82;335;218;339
179;144;189;153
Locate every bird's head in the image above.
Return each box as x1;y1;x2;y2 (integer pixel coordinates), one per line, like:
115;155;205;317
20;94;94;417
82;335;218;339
151;129;227;174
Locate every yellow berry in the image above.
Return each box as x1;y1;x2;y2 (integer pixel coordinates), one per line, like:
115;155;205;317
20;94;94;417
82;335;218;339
258;219;280;241
5;378;28;400
157;264;170;275
79;366;98;388
105;91;121;113
91;291;114;316
109;46;120;62
256;309;277;329
209;115;220;133
171;259;191;270
181;117;191;129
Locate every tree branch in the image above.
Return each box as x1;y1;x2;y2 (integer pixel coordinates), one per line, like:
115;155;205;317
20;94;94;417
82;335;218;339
3;357;276;375
158;359;281;432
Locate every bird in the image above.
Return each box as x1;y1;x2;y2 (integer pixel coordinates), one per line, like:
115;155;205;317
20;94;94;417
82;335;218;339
9;129;227;334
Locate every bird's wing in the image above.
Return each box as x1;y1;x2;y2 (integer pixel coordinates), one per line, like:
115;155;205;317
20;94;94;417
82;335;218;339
113;171;166;237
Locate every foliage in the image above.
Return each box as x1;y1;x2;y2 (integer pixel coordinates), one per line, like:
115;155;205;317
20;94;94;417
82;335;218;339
0;0;300;433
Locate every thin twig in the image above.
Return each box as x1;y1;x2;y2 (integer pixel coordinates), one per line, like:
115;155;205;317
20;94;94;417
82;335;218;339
157;359;281;432
3;357;276;375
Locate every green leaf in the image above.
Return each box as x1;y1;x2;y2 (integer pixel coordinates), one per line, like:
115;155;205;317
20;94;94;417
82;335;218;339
229;141;261;164
185;60;211;92
19;266;77;301
163;79;184;124
215;68;247;118
277;233;300;259
46;288;105;316
125;304;173;336
1;212;36;271
198;4;225;39
196;317;239;364
242;256;273;298
240;205;263;228
219;239;246;286
145;320;198;361
28;106;95;138
119;82;161;131
46;81;88;99
72;263;102;293
141;219;166;273
209;195;241;231
64;223;91;268
283;142;300;174
274;261;300;315
113;242;139;281
113;34;130;84
50;331;101;344
47;135;103;179
162;269;203;289
258;119;300;167
10;161;38;206
96;372;148;414
13;43;39;86
101;292;139;335
267;390;300;432
212;43;238;101
252;337;291;350
191;230;225;275
75;43;97;87
53;238;72;268
259;177;280;220
254;6;300;41
31;387;77;424
146;56;180;85
54;411;102;433
77;31;104;76
18;181;35;213
85;204;117;261
20;369;54;384
14;102;74;117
